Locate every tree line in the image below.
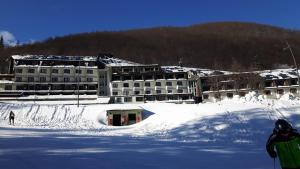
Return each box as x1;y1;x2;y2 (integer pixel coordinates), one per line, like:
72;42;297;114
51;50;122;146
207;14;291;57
1;22;300;73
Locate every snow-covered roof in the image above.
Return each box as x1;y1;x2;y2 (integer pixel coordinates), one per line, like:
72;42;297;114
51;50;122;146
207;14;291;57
258;69;299;80
12;55;98;61
97;55;145;67
161;66;232;76
12;54;146;67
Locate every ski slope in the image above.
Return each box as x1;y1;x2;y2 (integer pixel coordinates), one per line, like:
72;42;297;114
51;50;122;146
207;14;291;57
1;92;300;169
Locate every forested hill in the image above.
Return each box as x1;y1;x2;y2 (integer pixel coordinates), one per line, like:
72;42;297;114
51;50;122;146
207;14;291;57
1;22;300;73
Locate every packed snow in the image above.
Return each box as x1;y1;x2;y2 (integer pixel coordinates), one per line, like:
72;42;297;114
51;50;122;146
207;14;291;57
1;92;300;169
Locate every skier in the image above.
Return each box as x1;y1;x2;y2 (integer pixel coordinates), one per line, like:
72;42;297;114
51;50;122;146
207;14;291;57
9;111;15;125
266;119;300;169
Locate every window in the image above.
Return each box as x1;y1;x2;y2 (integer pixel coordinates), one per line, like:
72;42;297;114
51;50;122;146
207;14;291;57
16;85;24;90
145;90;151;94
4;85;12;90
166;82;172;86
123;90;130;95
156;90;161;94
52;77;58;82
176;74;185;79
87;78;93;82
15;69;22;73
134;91;140;95
134;83;140;87
76;69;82;74
203;94;209;99
28;69;35;73
124;97;132;102
155;82;161;86
28;77;34;82
167;90;172;94
264;90;271;95
290;88;297;94
123;83;129;87
113;92;118;95
227;93;233;98
277;89;284;95
177;81;183;86
52;69;58;73
112;83;118;88
64;77;70;82
40;77;46;82
87;69;93;74
40;69;47;74
136;97;144;102
75;77;81;82
16;77;22;82
145;82;151;87
64;69;70;74
177;89;183;93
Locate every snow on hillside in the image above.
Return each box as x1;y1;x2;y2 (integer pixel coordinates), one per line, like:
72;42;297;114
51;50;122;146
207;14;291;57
1;92;300;169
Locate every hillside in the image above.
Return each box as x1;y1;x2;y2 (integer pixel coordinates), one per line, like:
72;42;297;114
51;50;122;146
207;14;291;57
1;93;300;169
1;22;300;73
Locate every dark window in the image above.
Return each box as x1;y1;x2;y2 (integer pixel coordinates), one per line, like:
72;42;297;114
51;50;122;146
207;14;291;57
64;77;70;82
52;69;58;73
176;74;185;79
4;85;12;90
64;69;70;74
177;81;183;86
123;83;129;87
76;69;82;74
15;69;22;73
134;91;140;95
134;83;140;87
113;92;118;95
87;69;93;74
166;82;172;86
145;82;151;87
113;83;118;88
203;94;209;99
16;77;22;82
136;97;144;102
290;88;297;94
264;90;271;95
40;77;46;82
156;90;161;94
167;90;172;93
28;69;35;73
87;78;93;82
155;82;161;86
52;77;58;82
277;89;284;94
227;93;233;98
28;77;34;82
145;90;151;94
177;89;183;93
128;114;136;123
124;97;132;102
40;69;47;74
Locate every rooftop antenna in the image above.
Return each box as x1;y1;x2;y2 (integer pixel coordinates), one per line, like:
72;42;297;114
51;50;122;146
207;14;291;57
284;41;300;93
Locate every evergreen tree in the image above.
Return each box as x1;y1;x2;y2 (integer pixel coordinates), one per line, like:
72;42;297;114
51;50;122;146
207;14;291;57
0;36;4;49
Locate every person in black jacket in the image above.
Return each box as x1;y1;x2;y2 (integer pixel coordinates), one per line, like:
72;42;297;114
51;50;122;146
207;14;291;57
9;111;15;125
266;119;300;169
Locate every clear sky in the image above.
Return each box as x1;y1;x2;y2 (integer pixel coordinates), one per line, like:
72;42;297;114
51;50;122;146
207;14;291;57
1;0;300;44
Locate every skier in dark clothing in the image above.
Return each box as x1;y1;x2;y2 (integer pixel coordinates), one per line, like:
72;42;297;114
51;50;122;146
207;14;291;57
266;119;300;169
9;111;15;125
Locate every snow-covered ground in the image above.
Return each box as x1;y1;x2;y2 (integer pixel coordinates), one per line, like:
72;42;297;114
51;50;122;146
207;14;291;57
1;92;300;169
